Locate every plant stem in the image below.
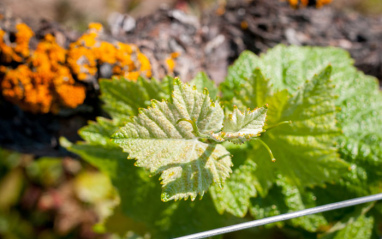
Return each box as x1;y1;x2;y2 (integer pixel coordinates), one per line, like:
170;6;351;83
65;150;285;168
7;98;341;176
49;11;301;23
256;138;276;162
264;121;292;131
176;118;201;137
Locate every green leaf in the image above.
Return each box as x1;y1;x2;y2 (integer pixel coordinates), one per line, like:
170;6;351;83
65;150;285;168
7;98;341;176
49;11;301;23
100;76;171;123
250;177;327;232
227;45;382;196
210;159;257;217
220;50;259;102
190;72;218;100
267;46;382;196
332;134;382;198
247;66;348;194
112;79;232;201
231;68;271;110
239;45;355;93
321;214;374;239
79;117;122;146
335;72;382;189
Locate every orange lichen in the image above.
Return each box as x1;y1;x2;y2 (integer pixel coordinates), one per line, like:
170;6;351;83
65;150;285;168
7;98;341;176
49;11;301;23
1;32;86;113
165;52;180;73
166;58;176;73
126;71;140;80
287;0;299;8
94;41;116;64
67;23;151;81
316;0;332;8
0;22;152;113
67;45;97;81
114;42;135;73
216;4;226;16
55;72;86;109
2;65;53;113
240;21;248;30
2;65;32;102
0;23;34;63
170;52;180;59
0;29;16;62
14;23;34;58
88;22;103;32
137;52;152;78
287;0;332;8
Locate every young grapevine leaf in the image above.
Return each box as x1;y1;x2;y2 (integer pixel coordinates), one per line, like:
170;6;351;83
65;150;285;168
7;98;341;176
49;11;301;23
211;106;268;144
222;106;267;139
112;79;233;201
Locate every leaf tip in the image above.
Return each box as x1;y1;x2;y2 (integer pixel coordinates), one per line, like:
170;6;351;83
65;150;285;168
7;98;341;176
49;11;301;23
199;191;205;200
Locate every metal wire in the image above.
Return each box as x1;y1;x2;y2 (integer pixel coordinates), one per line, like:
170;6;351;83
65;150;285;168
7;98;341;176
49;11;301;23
174;193;382;239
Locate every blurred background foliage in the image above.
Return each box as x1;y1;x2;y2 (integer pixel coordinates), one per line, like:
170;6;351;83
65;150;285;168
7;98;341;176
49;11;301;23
0;148;120;239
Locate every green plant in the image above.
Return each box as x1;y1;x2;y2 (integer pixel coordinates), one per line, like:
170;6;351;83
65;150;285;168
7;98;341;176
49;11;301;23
62;45;382;238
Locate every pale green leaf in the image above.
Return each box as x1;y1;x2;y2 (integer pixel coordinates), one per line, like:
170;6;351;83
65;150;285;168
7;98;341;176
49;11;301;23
112;79;232;201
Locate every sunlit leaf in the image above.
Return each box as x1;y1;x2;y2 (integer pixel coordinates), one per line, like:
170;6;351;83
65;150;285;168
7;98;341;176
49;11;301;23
112;79;232;201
